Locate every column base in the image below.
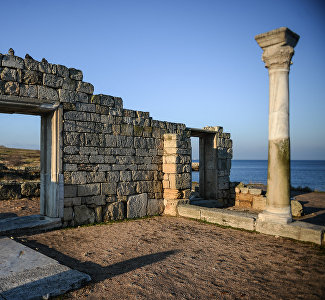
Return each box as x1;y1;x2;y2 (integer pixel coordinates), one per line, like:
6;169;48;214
163;199;189;216
258;207;292;224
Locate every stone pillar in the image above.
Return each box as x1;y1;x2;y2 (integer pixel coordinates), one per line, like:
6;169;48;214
255;27;299;224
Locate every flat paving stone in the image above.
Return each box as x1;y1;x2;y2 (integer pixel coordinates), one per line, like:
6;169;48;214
0;237;91;300
0;215;61;236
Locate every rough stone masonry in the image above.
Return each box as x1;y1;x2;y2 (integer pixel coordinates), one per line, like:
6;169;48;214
0;49;232;227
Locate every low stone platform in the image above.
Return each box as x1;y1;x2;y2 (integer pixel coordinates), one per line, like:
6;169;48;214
0;215;61;236
0;237;91;299
178;204;325;245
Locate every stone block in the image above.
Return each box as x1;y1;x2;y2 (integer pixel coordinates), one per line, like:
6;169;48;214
63;207;73;221
240;187;249;194
59;89;76;102
147;199;164;216
177;204;201;219
62;77;77;91
64;197;81;207
22;70;42;85
70;171;87;184
101;182;116;195
83;195;106;206
117;182;136;196
1;54;24;69
127;193;148;218
24;57;39;70
55;64;69;77
69;68;83;81
43;73;63;88
64;185;77;198
120;171;132;182
38;86;59;100
5;82;19;95
0;67;16;81
103;202;125;221
39;58;52;73
77;81;94;94
94;206;103;223
252;196;267;210
19;84;38;98
200;207;256;231
21;182;40;197
74;205;95;225
249;188;262;195
77;183;100;196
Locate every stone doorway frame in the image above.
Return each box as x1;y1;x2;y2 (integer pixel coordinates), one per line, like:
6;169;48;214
189;127;219;200
0;95;64;218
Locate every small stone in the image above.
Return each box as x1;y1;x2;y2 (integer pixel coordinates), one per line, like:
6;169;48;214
39;58;52;73
8;48;14;55
103;202;124;221
291;200;304;217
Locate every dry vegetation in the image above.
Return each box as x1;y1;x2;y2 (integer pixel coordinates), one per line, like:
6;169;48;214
0;145;40;169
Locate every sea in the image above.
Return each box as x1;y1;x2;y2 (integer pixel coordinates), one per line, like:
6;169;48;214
192;160;325;192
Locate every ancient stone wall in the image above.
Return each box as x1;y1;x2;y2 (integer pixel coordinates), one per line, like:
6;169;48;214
0;49;231;226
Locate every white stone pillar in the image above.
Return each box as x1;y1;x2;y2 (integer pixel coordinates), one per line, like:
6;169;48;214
255;27;299;224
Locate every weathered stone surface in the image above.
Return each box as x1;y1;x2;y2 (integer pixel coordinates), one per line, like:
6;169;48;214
291;200;304;217
5;82;19;95
64;207;73;221
101;183;117;195
55;64;69;78
43;73;63;88
77;183;100;196
147;199;164;215
38;85;59;100
127;193;148;218
22;70;42;85
74;205;95;225
103;202;125;221
21;182;40;197
69;68;83;81
76;81;94;94
24;57;39;71
1;55;24;69
0;183;21;200
19;84;38;98
0;67;17;81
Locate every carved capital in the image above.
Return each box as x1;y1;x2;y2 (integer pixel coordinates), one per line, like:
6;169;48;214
262;45;294;70
255;27;299;70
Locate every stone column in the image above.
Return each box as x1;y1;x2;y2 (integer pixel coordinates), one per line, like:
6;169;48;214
255;27;299;224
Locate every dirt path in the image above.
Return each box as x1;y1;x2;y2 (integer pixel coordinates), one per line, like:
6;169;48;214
17;216;325;300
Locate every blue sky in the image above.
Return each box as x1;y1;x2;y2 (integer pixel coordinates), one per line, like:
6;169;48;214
0;0;324;159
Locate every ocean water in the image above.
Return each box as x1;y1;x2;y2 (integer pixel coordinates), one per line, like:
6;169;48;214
192;160;325;192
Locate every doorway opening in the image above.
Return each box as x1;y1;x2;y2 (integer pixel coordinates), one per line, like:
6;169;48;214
190;137;200;199
0;113;41;220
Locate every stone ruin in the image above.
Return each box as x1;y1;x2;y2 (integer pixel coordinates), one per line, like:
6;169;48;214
0;49;233;227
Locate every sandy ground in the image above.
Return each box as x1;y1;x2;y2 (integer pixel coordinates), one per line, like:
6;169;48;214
15;215;325;300
0;197;40;219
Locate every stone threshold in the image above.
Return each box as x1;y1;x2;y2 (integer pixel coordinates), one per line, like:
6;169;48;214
178;204;325;246
0;215;61;236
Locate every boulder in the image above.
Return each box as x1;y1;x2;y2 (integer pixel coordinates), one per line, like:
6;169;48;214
127;193;148;218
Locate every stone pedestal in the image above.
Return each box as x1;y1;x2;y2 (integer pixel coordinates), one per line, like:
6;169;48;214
255;27;299;224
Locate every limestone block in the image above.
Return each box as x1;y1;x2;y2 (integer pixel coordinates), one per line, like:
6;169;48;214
76;103;96;112
147;199;164;216
83;195;106;206
64;197;81;207
120;171;132;182
5;82;19;96
77;81;94;94
64;185;77;198
70;171;87;184
38;86;59;100
77;183;100;196
63;207;73;221
177;204;201;219
54;64;69;77
76;92;89;103
117;182;136;196
101;182;117;195
22;70;42;85
291;200;303;217
1;54;24;69
240;187;249;194
74;205;95;225
103;202;125;221
249;188;262;195
38;58;52;73
69;68;83;81
86;171;106;183
0;67;16;81
132;170;154;181
43;73;63;88
252;196;267;210
62;77;77;91
19;84;38;98
127;193;148;218
164;189;182;200
59;89;76;102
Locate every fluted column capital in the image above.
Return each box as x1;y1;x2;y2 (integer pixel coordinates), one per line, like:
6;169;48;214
255;27;300;70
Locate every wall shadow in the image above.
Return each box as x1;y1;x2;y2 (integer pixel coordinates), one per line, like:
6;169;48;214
16;238;179;283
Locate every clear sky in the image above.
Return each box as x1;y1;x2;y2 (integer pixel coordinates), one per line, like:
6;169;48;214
0;0;324;160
